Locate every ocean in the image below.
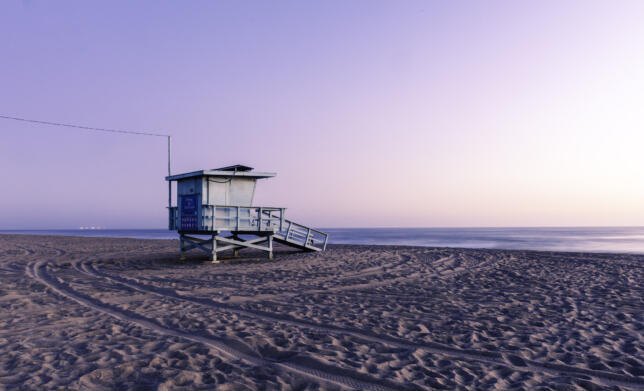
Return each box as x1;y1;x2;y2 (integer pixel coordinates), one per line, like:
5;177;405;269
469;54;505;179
2;227;644;254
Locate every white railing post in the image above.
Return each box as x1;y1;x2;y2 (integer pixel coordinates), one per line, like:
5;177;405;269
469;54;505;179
305;228;312;246
236;206;240;231
286;221;292;240
258;207;262;231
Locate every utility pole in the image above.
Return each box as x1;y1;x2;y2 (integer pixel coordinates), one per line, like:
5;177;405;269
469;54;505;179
168;136;172;228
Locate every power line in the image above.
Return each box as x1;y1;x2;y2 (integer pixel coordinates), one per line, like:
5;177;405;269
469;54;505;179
0;113;174;207
0;114;170;137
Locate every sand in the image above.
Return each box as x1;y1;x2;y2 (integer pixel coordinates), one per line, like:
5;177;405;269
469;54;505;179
0;234;642;390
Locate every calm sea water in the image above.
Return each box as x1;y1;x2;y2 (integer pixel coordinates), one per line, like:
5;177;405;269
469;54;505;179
2;227;644;254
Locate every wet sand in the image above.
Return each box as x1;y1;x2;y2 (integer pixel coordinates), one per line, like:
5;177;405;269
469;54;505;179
0;234;642;390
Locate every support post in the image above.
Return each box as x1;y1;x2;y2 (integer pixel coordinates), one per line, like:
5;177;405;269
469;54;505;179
179;234;185;260
268;234;273;260
232;233;239;257
211;234;218;263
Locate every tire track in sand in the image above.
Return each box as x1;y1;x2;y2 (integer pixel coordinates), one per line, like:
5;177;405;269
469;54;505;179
0;244;41;272
143;252;423;299
27;260;412;391
217;253;493;305
256;254;500;308
76;259;644;390
321;255;503;302
217;253;457;304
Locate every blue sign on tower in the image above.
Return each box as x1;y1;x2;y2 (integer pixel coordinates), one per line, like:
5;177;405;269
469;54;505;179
180;195;199;230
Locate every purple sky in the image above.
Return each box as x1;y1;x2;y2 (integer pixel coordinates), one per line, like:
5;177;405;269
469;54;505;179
2;1;644;229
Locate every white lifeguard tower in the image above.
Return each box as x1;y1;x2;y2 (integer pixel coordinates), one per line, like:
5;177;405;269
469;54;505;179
166;164;328;262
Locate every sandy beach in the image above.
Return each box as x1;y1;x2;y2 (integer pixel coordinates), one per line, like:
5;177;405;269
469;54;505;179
0;234;642;390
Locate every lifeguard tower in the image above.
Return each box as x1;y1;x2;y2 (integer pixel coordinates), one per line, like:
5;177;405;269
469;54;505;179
166;165;328;262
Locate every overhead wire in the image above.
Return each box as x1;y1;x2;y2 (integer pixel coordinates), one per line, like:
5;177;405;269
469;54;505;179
0;114;170;138
0;113;175;206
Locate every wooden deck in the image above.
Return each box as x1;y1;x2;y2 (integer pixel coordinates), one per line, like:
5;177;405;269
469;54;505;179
169;205;327;261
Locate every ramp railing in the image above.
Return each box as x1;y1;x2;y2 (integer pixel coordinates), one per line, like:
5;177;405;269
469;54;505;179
260;210;327;250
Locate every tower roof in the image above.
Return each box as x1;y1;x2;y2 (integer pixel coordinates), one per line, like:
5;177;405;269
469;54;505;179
213;164;254;172
165;164;276;181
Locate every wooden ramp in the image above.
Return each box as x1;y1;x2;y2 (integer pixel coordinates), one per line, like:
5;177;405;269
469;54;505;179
272;218;327;252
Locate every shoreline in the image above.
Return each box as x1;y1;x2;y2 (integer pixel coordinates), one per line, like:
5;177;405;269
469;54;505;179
2;232;644;256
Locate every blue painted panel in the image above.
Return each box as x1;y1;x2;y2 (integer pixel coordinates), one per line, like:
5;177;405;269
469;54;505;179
180;195;199;230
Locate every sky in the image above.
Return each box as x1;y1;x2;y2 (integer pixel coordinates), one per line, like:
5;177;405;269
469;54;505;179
1;1;644;229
